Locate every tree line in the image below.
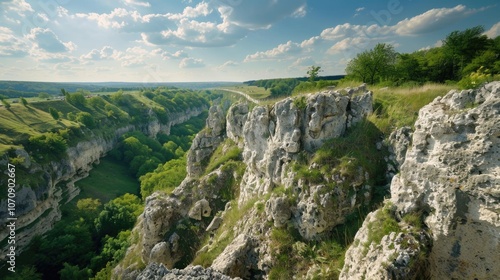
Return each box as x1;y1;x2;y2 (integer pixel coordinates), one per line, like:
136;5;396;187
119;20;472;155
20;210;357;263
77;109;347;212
345;26;500;87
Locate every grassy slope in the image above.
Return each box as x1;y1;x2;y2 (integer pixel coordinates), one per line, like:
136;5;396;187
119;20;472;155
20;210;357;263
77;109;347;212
74;156;139;202
0;103;78;153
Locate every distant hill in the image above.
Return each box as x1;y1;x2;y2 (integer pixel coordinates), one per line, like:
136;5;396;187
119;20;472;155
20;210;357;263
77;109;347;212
243;75;345;85
0;81;241;98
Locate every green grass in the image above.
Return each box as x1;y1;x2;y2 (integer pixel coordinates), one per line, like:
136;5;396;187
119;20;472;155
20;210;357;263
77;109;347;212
0;103;77;146
204;139;242;174
73;156;139;203
222;85;271;100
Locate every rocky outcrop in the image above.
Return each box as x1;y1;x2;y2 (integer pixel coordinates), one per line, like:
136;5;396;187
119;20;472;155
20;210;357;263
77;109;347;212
340;82;500;279
137;263;239;280
0;106;207;260
238;90;373;205
187;105;226;177
118;86;377;279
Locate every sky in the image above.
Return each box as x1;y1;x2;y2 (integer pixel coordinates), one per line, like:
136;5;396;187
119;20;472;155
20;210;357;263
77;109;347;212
0;0;499;83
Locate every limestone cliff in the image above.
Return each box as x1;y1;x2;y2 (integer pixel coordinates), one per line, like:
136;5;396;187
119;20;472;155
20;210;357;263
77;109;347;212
340;82;500;279
0;105;207;259
115;87;378;279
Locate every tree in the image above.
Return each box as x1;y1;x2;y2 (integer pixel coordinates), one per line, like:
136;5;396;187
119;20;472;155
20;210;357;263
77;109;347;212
76;112;95;128
307;65;322;82
443;26;489;79
346;43;397;84
38;92;50;99
20;97;28;107
49;107;60;120
1;98;11;109
94;194;143;238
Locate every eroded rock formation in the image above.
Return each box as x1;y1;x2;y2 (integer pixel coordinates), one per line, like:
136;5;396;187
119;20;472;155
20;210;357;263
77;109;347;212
340;82;500;279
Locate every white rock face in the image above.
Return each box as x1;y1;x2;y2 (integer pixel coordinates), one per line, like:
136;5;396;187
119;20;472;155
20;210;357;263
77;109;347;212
187;105;226;177
237;90;373;205
341;82;500;279
211;234;256;278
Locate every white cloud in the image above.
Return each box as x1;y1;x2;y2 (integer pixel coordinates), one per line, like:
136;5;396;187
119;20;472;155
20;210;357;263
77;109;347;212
179;57;205;68
153;49;188;60
167;2;212;20
216;60;239;71
81;46;121;61
0;0;33;15
354;7;365;17
484;22;500;38
216;0;307;30
327;37;367;54
124;0;151;7
0;26;29;57
25;28;76;53
291;5;307;18
290;56;316;68
244;41;302;62
394;5;473;35
75;8;130;29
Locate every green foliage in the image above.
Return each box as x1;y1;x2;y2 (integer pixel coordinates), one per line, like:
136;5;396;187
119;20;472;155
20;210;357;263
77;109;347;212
27;132;67;162
205;139;242;174
140;157;187;197
59;263;92;280
292;96;307;110
49;107;60;120
95;193;143;238
20;97;28;106
346;43;397;84
307;65;322;82
311;119;387;189
66;92;87;108
364;203;401;249
1;98;11;108
458;66;498;89
33;218;95;278
76;112;95;128
4;266;41;280
38;92;50;99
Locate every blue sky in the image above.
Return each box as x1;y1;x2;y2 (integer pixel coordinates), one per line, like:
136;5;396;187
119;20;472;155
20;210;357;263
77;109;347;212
0;0;499;82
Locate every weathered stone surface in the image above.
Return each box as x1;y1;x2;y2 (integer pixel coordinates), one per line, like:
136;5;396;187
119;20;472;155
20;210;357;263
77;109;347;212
141;193;182;263
188;199;212;220
347;91;373;128
187;105;226;177
206;216;222;231
265;196;291;228
388;126;413;169
137;263;239;280
340;209;430;280
211;234;256;278
226;103;249;146
341;82;500;279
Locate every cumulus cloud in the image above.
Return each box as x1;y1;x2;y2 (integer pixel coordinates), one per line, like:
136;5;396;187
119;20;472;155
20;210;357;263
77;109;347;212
0;26;29;57
167;2;212;20
244;41;303;62
179;57;205;68
290;56;316;68
327;37;367;54
25;28;76;53
394;5;480;35
157;49;188;60
216;0;307;29
81;46;120;61
484;22;500;38
124;0;151;7
0;0;33;15
249;4;487;62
